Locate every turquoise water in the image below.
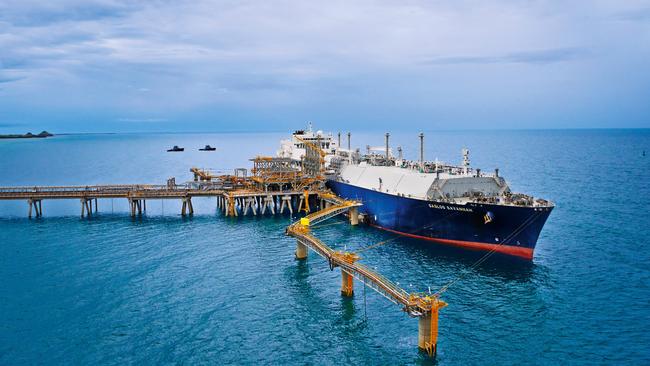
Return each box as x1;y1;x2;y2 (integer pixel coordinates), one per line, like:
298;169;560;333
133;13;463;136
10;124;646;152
1;130;649;365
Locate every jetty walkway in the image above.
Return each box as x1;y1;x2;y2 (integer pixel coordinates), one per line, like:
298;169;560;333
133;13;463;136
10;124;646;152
0;183;312;218
285;195;447;356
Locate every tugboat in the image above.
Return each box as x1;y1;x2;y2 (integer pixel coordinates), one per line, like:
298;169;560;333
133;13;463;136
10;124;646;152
199;145;216;151
167;145;184;152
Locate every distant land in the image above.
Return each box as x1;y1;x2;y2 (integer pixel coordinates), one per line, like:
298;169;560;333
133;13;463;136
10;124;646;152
0;131;53;139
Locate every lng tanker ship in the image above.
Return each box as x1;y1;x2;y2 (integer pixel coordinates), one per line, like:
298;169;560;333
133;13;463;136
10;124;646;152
278;124;554;260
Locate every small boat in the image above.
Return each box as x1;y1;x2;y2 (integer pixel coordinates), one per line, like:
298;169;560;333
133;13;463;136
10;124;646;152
199;145;216;151
167;145;184;152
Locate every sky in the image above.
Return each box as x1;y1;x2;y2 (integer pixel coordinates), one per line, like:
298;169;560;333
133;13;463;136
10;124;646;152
0;0;649;133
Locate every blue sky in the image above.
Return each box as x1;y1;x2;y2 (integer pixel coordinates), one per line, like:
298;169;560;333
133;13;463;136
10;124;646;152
0;0;649;133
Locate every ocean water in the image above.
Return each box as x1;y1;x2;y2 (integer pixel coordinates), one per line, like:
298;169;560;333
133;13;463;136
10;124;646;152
0;130;649;365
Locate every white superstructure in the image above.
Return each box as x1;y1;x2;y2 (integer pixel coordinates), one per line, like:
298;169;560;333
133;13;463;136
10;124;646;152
277;122;339;160
276;124;551;207
277;122;357;173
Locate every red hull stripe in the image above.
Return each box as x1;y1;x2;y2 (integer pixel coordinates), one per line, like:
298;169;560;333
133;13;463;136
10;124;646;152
369;224;534;260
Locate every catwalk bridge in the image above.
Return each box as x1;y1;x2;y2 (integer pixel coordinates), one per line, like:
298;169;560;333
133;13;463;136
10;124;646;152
286;193;447;356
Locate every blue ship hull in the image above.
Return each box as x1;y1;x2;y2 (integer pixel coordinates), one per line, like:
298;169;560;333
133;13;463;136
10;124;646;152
327;180;552;260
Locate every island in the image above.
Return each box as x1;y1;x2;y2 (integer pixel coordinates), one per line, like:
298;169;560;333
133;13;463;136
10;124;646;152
0;131;53;139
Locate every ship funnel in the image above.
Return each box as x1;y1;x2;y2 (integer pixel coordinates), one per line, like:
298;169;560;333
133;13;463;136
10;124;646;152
385;133;390;161
495;168;499;177
337;132;341;148
419;133;424;169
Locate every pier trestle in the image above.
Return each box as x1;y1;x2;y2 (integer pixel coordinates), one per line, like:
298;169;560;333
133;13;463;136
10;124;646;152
1;183;320;219
28;198;43;218
80;198;98;218
181;197;194;216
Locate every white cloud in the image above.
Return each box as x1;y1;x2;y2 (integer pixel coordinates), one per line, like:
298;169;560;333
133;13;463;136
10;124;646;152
0;0;649;129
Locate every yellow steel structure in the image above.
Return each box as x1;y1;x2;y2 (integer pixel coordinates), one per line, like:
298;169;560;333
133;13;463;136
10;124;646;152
285;194;447;357
190;167;214;181
249;156;323;193
295;136;326;179
300;190;311;213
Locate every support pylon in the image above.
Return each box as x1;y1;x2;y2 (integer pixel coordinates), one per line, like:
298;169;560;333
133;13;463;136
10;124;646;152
85;199;92;217
268;195;275;215
295;240;308;260
279;196;286;213
299;190;310;213
341;270;354;296
417;298;447;357
226;195;237;217
332;251;360;297
29;199;43;218
181;197;193;216
349;206;359;225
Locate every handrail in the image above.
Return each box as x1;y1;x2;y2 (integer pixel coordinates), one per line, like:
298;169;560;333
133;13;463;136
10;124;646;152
0;183;232;199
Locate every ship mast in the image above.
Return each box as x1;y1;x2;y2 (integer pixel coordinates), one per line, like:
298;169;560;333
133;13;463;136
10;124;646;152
385;133;390;161
419;132;424;170
347;132;352;164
